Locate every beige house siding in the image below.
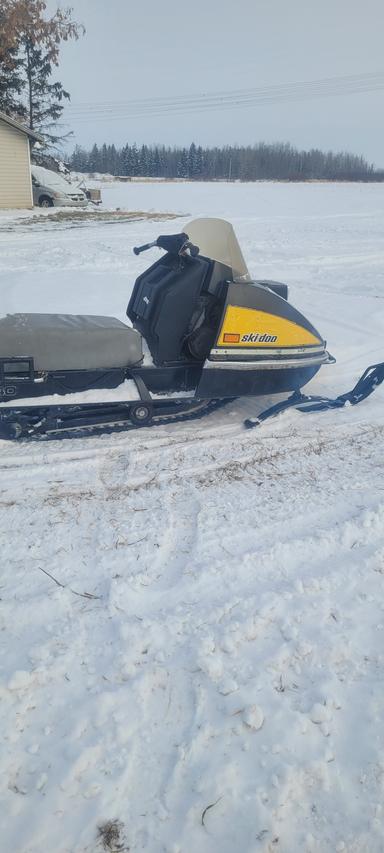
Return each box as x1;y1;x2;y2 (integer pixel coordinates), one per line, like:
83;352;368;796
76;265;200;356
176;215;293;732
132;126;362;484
0;120;33;209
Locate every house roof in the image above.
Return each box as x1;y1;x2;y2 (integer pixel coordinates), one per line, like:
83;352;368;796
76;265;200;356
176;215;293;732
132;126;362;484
0;110;44;143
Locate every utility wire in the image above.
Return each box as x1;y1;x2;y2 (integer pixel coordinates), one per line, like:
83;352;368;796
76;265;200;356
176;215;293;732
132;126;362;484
67;72;384;112
63;71;384;123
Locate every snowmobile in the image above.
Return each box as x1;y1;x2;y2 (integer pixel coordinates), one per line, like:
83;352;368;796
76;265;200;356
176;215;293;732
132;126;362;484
0;217;336;439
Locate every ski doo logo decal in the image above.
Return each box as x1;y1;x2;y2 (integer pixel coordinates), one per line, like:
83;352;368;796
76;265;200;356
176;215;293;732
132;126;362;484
217;306;322;348
241;333;277;343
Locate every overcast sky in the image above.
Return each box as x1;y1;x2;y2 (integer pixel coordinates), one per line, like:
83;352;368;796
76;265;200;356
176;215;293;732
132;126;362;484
51;0;384;165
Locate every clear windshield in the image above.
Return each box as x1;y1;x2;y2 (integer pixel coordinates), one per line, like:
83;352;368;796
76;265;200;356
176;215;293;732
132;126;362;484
184;218;251;281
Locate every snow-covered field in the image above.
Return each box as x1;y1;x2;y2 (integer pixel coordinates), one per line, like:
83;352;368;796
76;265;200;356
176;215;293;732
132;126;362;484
1;181;384;853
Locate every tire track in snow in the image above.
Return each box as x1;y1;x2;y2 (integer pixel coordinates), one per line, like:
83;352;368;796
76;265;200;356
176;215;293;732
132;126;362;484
149;488;201;591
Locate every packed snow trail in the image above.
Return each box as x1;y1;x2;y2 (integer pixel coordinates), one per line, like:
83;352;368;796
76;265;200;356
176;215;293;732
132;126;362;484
0;181;384;852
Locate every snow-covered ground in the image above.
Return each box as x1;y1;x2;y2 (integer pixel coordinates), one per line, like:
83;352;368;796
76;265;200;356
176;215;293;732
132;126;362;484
0;181;384;853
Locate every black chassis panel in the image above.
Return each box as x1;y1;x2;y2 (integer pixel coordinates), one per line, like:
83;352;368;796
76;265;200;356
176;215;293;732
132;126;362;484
0;366;127;403
196;364;320;398
132;364;202;394
0;362;203;404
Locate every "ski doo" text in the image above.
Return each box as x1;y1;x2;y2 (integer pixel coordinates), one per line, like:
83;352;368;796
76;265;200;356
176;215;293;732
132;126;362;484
241;333;278;343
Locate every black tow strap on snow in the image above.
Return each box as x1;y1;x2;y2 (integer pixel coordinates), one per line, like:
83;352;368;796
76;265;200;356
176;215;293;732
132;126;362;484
244;361;384;430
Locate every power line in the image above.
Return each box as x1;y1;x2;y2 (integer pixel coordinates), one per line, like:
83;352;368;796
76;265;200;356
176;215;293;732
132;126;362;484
63;71;384;123
67;71;384;112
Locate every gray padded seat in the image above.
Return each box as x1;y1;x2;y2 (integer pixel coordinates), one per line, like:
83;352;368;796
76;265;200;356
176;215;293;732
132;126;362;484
0;314;143;371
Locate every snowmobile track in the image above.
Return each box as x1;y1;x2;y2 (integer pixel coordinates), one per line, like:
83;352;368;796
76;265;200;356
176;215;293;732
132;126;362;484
14;397;235;443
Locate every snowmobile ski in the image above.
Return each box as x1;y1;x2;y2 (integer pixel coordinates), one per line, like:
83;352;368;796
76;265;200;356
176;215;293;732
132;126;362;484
244;361;384;429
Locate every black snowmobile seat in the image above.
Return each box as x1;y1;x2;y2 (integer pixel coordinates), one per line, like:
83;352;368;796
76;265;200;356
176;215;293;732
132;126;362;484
0;314;143;371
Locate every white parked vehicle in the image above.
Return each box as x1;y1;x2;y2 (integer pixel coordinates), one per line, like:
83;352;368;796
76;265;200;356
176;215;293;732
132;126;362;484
31;166;88;208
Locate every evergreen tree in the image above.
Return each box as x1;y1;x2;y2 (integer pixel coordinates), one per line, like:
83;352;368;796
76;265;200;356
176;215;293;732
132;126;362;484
0;7;26;120
177;149;189;179
153;148;162;178
109;144;118;175
121;144;131;176
139;144;149;176
0;0;84;149
69;141;381;183
22;40;70;145
188;142;197;178
88;143;99;173
130;143;139;176
195;145;204;179
100;143;108;173
71;144;88;172
146;147;156;177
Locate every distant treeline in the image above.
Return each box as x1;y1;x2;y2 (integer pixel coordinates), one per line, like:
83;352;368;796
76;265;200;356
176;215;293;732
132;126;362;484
69;141;383;182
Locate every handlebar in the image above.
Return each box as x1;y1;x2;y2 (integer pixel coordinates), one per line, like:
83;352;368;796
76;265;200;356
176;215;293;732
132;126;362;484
185;241;200;258
133;240;158;256
133;233;200;258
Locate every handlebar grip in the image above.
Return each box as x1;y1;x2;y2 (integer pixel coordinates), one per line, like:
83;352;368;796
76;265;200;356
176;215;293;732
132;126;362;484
187;242;199;257
133;240;157;255
133;235;199;257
